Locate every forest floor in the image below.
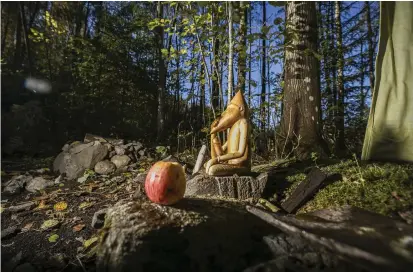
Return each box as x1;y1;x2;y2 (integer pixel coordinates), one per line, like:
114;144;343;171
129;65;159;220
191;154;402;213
1;155;412;271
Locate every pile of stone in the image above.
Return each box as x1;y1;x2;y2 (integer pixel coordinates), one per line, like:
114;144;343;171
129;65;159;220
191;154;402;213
53;134;155;180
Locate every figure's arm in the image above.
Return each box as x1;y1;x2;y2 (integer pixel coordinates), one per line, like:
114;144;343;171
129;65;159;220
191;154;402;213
217;119;248;162
222;141;228;152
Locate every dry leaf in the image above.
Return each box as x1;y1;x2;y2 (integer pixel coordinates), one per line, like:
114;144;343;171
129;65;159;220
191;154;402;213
54;201;68;211
73;224;85;232
22;222;34;232
40;219;60;230
37;199;49;210
79;202;94;210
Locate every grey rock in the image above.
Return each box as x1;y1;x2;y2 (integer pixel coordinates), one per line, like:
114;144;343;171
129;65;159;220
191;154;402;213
54;174;64;184
95;160;116;175
1;226;19;240
2;175;32;195
53;141;108;180
109;150;116;158
69;141;95;154
25;177;53;193
92;209;107;229
114;166;128;174
138;149;145;157
185;173;268;200
161;155;180;163
115;146;127;155
111;155;131;169
62;144;70;152
133;142;143;151
7;202;35;213
104;143;113;151
14;263;37;272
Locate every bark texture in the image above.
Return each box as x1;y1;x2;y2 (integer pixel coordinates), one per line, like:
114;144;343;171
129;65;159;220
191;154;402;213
278;2;328;160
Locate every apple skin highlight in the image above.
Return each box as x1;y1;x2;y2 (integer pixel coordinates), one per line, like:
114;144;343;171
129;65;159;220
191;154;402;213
145;162;186;205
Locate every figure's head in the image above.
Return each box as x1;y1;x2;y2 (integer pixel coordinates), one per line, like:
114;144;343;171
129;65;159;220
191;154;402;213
210;91;249;134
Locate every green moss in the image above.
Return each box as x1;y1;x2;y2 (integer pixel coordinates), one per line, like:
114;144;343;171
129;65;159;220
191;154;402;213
281;160;413;216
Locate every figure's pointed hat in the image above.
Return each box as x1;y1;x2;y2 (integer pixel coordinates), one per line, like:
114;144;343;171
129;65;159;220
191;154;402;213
229;90;245;108
210;91;249;134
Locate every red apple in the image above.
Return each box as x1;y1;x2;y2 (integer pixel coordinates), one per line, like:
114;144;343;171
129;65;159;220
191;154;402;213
144;161;186;205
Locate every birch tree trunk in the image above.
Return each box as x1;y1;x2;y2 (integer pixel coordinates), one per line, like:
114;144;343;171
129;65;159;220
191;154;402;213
260;1;267;130
237;1;247;93
278;1;329;160
227;1;234;104
156;1;166;140
335;1;345;153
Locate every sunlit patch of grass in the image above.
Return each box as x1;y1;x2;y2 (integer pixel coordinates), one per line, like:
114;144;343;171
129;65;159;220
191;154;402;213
281;159;413;216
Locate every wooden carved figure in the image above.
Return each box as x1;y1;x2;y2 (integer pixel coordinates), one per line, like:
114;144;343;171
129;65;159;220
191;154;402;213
205;91;251;176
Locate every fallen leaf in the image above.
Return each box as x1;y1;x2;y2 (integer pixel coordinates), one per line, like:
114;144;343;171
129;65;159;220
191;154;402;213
36;199;50;210
79;202;94;210
54;201;68;211
73;224;85;232
0;205;5;213
22;222;34;232
40;219;60;230
83;236;98;249
49;234;59;243
138;168;146;173
87;183;99;193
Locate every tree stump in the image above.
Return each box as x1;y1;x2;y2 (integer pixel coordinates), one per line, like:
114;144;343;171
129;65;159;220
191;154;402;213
185;173;268;200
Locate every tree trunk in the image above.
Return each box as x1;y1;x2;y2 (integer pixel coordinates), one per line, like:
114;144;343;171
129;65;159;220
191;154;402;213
175;35;180;119
156;1;166;141
237;1;247;93
227;1;234;104
83;1;90;38
1;3;11;57
329;2;338;138
278;2;328;160
248;4;252;107
211;4;220;110
14;3;22;71
200;57;206;127
320;2;333;122
359;40;366;121
334;1;345;154
260;1;267;130
365;1;375;94
19;2;32;74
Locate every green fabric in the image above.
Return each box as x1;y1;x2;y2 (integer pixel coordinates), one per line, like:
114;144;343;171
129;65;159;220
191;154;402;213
362;2;413;162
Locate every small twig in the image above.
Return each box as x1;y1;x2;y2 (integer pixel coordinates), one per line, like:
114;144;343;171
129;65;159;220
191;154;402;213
77;255;87;272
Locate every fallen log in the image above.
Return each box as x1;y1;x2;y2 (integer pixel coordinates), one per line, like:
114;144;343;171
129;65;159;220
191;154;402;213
247;205;413;272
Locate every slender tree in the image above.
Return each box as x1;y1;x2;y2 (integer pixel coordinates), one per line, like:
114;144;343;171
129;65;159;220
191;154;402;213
227;1;234;103
335;1;345;153
365;1;375;93
237;1;248;93
156;1;166;140
260;1;267;130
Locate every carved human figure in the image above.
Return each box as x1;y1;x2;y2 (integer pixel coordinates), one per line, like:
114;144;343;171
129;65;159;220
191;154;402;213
205;91;251;176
